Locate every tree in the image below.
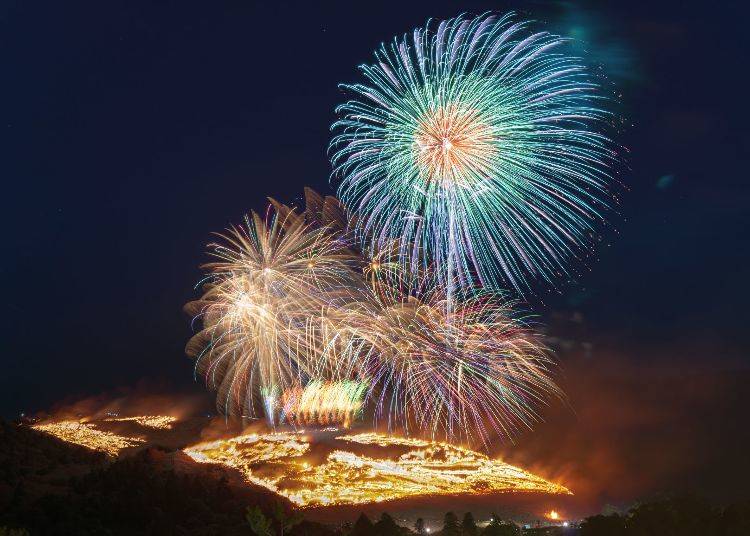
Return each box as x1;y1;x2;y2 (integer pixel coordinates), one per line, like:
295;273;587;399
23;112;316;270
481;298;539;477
374;513;401;536
271;502;303;536
443;512;461;536
246;505;272;536
351;513;374;536
288;521;337;536
0;529;29;536
579;513;626;536
414;518;425;535
718;501;750;536
627;494;716;536
481;516;519;536
461;512;478;536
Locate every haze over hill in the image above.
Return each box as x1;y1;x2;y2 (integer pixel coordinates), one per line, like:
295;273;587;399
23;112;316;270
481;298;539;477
20;412;576;527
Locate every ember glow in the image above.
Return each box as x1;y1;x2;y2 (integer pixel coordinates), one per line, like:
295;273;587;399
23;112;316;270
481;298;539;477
30;417;570;507
183;431;570;507
102;415;177;429
32;420;145;456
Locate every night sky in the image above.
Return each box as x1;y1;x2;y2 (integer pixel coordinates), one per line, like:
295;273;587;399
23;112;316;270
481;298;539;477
3;1;749;509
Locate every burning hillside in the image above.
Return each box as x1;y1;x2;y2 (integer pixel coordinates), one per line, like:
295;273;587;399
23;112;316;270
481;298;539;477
31;421;147;456
30;415;570;509
184;430;569;507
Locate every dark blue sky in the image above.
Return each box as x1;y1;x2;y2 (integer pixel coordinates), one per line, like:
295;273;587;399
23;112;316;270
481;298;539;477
2;0;749;503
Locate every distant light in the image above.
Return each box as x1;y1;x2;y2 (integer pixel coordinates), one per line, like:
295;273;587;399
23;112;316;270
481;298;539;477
563;521;569;527
425;528;430;533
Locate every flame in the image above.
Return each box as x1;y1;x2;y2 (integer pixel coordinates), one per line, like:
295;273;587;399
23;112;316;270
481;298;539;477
31;417;571;507
184;431;570;507
32;420;145;456
547;510;560;521
102;415;177;429
31;415;176;455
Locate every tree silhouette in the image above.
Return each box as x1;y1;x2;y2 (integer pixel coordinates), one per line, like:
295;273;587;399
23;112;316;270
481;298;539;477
461;512;478;536
0;529;29;536
718;501;750;536
579;513;626;536
443;512;460;536
627;495;717;536
271;502;303;536
414;518;425;535
374;513;401;536
481;515;519;536
246;506;272;536
351;513;374;536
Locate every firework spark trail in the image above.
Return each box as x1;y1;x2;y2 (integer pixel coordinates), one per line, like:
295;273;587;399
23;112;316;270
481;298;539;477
186;192;562;445
331;13;617;294
278;380;367;427
344;272;561;446
186;11;622;447
185;209;362;419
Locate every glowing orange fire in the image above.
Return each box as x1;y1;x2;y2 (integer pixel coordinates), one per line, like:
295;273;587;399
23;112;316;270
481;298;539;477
32;421;145;456
31;415;177;456
184;431;570;507
102;415;177;429
31;416;571;508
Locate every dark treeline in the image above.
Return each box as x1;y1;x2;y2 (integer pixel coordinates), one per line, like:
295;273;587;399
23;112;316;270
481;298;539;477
333;500;750;536
1;421;748;535
578;495;750;536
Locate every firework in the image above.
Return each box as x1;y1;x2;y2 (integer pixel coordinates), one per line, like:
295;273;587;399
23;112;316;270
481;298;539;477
186;191;561;446
270;187;349;233
185;208;360;419
188;191;560;444
276;380;367;427
350;277;560;445
331;13;616;293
